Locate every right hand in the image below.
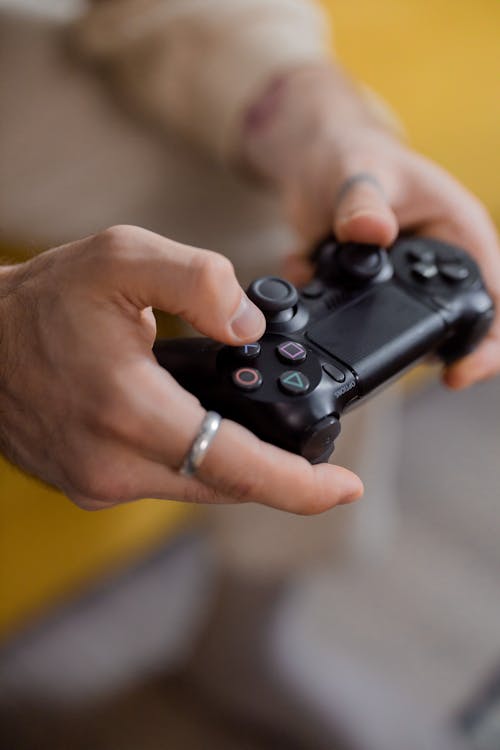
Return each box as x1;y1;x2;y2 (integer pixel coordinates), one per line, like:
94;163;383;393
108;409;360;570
0;225;363;512
241;65;500;391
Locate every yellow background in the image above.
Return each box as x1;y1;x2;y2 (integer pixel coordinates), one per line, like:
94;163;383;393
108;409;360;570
323;0;500;223
1;0;499;637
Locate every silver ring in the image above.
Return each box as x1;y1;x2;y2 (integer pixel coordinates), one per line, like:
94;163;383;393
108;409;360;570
179;411;222;477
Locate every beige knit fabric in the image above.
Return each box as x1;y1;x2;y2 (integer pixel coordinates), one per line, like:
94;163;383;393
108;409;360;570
72;0;332;161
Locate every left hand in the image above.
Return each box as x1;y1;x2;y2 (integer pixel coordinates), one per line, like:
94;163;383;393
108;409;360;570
0;226;363;511
240;65;500;390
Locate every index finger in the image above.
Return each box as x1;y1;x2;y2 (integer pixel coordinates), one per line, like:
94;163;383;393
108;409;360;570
196;418;364;514
126;361;364;513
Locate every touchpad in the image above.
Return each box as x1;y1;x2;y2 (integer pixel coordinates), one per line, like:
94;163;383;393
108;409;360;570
306;285;445;390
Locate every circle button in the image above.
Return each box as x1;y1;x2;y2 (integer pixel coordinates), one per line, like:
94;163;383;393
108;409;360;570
277;341;307;364
232;367;263;391
278;370;310;396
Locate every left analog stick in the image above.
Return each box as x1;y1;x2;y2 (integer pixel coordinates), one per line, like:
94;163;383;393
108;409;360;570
247;277;298;318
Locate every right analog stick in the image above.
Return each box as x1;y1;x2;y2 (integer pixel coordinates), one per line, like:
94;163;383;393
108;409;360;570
336;243;384;283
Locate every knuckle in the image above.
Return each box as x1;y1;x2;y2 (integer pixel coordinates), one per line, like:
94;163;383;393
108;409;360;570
220;474;257;503
292;493;327;516
219;461;264;503
192;251;235;294
60;436;135;505
211;436;274;503
67;493;108;511
69;465;129;505
104;404;145;448
469;198;494;228
92;397;129;439
98;224;135;251
86;379;143;444
444;187;491;228
93;225;140;267
182;482;220;505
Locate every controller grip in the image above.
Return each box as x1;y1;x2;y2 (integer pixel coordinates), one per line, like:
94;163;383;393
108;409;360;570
153;336;219;368
153;338;339;463
438;306;495;363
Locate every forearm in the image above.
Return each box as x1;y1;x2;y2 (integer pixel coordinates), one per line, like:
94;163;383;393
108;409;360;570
72;0;331;161
0;265;19;467
239;63;399;187
0;265;16;294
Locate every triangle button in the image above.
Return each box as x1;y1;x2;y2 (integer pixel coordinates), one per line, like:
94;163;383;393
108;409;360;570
279;370;310;395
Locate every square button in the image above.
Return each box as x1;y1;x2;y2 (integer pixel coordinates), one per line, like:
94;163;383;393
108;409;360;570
277;341;307;364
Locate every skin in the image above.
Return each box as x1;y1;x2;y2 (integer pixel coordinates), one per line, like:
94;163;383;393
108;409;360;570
241;65;500;390
1;63;498;512
0;226;363;511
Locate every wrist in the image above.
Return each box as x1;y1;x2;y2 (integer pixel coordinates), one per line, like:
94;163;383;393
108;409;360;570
0;264;14;278
0;264;20;301
0;264;25;371
239;64;400;188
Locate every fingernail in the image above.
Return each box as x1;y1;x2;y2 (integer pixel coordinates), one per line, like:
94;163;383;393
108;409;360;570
231;295;265;340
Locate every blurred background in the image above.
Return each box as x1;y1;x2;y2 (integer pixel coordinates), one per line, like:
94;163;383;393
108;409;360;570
0;1;499;749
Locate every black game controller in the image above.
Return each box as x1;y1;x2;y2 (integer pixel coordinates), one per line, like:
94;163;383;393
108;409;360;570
153;237;494;463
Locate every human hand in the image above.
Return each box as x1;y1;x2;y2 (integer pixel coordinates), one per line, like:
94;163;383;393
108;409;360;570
241;65;500;390
0;226;363;511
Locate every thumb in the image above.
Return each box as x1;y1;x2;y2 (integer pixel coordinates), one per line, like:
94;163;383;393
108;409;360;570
334;173;399;247
98;225;265;344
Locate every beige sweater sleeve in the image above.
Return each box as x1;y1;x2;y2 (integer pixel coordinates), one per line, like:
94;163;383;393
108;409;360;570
73;0;332;161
